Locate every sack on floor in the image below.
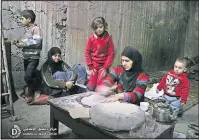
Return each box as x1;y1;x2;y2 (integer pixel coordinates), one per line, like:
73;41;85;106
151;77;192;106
72;64;88;85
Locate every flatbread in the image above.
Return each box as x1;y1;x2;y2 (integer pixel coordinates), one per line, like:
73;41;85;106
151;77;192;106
68;107;90;119
81;94;106;107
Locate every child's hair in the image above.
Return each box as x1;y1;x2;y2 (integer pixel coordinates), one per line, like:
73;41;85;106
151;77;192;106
20;10;36;23
91;17;108;30
176;57;193;69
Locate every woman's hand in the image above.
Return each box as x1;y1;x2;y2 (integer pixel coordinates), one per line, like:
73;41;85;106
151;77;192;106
95;85;114;96
99;68;107;78
13;40;19;45
90;69;97;75
101;94;122;103
110;84;117;92
14;41;26;48
65;81;73;89
180;102;185;107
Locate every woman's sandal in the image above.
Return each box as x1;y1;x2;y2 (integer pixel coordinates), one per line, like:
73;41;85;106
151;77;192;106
20;92;26;99
28;94;50;105
24;96;34;104
188;123;199;131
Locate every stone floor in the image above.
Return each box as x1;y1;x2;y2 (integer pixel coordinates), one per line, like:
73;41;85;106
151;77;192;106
1;89;80;139
173;104;198;138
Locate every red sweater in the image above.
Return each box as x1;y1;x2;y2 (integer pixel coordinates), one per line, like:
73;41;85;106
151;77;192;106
157;70;190;103
84;32;115;70
101;65;149;103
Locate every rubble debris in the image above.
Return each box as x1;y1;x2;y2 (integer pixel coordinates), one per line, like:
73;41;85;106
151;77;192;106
187;55;199;81
9;116;22;122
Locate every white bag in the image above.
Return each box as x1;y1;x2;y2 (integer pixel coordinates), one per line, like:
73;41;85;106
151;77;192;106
144;83;164;99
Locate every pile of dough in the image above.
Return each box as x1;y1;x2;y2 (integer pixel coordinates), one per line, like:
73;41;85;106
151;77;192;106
89;102;145;131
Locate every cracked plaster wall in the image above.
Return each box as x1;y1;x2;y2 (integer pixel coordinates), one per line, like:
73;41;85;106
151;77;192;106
1;1;198;89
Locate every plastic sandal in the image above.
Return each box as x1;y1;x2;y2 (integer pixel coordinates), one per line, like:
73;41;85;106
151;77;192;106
187;129;199;138
28;94;49;105
188;123;199;131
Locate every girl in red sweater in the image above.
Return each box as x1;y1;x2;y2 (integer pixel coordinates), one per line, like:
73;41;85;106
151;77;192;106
84;17;115;91
156;57;192;115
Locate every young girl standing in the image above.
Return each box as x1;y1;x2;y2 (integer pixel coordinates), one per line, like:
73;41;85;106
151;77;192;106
84;17;115;91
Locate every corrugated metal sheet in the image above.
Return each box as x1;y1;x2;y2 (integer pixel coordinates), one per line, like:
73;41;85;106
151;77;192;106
2;1;198;73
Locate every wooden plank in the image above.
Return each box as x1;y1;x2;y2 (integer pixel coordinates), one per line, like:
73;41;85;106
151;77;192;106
1;31;15;116
1;93;10;96
1;70;6;74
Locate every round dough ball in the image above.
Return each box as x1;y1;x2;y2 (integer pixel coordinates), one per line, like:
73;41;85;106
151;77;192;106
90;102;145;131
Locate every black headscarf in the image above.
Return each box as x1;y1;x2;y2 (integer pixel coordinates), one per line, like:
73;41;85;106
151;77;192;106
47;47;63;74
120;46;143;91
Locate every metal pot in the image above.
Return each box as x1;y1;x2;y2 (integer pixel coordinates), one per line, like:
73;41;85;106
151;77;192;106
150;101;177;123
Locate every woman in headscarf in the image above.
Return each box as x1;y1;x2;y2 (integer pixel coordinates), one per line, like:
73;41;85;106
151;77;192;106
96;46;149;105
40;47;78;97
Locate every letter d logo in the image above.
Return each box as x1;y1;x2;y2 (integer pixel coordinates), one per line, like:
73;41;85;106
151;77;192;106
8;125;21;138
12;128;18;135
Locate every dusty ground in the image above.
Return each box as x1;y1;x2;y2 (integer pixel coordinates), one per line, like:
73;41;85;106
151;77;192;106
1;89;79;139
1;88;198;139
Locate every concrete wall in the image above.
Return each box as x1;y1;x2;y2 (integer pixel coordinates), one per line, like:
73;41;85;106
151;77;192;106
184;1;198;58
2;1;198;88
